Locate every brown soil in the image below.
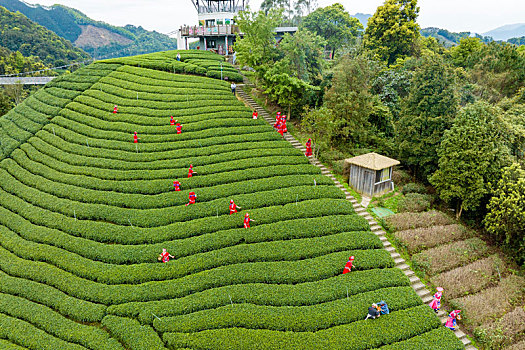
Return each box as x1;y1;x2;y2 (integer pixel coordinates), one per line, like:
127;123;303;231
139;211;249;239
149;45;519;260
384;210;454;232
394;224;470;254
74;25;133;48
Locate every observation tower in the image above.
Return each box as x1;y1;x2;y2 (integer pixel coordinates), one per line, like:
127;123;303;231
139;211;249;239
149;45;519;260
177;0;247;55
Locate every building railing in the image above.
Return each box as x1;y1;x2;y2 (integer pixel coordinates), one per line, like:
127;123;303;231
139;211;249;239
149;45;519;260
180;25;241;36
196;5;244;14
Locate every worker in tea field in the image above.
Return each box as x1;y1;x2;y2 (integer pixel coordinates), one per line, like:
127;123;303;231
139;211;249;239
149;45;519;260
170;116;175;125
376;301;390;315
229;199;241;215
176;121;182;134
273;112;281;128
188;164;194;178
365;303;381;320
231;82;236;94
173;180;181;191
278;117;287;137
243;213;254;228
133;132;140;143
429;287;444;313
305;138;313;157
176;53;181;61
159;249;174;263
186;191;196;206
342;256;354;274
113;105;118;114
444;310;461;331
252;110;258;119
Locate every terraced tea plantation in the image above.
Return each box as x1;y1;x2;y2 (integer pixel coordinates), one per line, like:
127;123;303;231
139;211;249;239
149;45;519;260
0;51;463;349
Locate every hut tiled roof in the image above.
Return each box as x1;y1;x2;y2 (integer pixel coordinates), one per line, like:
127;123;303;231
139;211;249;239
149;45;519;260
345;152;400;171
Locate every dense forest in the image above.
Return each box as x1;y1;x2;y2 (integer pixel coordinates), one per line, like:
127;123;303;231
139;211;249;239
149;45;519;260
235;0;525;263
0;0;178;59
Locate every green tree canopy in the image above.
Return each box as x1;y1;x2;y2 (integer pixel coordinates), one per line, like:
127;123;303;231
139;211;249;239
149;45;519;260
430;101;512;219
364;0;421;65
300;3;362;59
396;56;457;179
484;163;525;263
449;37;483;67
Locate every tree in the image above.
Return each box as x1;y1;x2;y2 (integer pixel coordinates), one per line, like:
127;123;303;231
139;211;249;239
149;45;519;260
449;37;483;67
396;56;457;179
430;101;512;219
364;0;421;64
484;163;525;263
301;106;336;157
301;3;362;59
233;8;282;70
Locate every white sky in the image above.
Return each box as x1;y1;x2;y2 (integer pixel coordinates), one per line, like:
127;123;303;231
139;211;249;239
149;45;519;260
26;0;525;35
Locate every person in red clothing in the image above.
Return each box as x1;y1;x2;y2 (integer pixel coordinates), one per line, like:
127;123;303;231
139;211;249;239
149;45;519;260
113;105;118;114
176;122;182;134
342;256;355;274
170;116;175;125
252;110;258;119
159;248;174;263
173;180;181;191
243;213;254;228
280;116;287;133
188;164;194;178
186;191;196;206
229;199;241;215
305;138;313;157
273;112;281;128
133;132;140;143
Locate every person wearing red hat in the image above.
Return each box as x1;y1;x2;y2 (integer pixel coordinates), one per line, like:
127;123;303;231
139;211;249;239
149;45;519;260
305;138;313;157
429;287;444;312
252;110;258;119
176;121;182;134
243;213;254;228
133;132;140;143
186;192;196;206
229;199;241;215
170;116;175;126
173;180;181;191
188;164;194;178
342;256;355;274
273;112;281;128
159;248;174;263
113;105;118;114
444;310;462;330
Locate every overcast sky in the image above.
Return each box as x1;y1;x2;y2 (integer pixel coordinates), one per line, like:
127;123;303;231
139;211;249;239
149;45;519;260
28;0;525;35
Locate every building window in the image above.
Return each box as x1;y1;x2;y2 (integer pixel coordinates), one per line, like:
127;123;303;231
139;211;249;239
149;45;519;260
206;19;215;27
375;168;391;183
208;40;216;48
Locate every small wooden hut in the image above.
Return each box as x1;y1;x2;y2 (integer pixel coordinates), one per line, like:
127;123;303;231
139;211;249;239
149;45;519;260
345;152;400;197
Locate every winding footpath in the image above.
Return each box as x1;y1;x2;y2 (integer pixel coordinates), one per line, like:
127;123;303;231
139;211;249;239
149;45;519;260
237;84;476;350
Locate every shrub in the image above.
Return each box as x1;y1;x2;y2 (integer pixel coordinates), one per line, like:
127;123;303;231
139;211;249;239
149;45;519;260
474;306;525;349
379;327;464;350
412;238;491;276
391;169;412;186
430;255;506;299
397;193;432;213
401;182;427;195
102;316;165;350
394;224;470;254
384;210;455;232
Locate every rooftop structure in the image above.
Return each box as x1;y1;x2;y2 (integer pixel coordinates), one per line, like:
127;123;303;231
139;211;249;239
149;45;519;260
345;153;400;197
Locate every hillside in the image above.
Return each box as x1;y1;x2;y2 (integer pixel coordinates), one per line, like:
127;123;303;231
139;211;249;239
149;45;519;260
483;23;525;41
0;0;177;59
420;27;493;47
352;12;372;28
0;5;90;65
0;50;463;349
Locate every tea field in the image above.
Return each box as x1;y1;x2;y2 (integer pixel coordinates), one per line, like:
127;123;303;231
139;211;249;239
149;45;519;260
0;51;464;349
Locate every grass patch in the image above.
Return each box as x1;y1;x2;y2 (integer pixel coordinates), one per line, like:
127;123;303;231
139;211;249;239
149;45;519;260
430;255;506;299
412;238;492;276
384;210;455;232
450;274;525;326
394;224;471;255
397;193;432;213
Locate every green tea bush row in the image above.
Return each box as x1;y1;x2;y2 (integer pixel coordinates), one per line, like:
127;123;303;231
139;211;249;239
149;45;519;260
378;327;464;350
14;149;314;194
102;316;166;350
0;293;123;350
0;270;106;323
0;339;25;350
1;223;380;284
0;246;390;305
0;204;362;265
206;69;243;82
110;268;410;324
7;103;50;125
0;313;85;350
163;305;441;350
154;286;421;333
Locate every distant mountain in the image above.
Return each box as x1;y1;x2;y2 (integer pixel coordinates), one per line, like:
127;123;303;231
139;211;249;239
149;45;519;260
508;36;525;46
483;23;525;41
421;27;493;47
351;13;372;28
0;0;177;59
0;6;89;66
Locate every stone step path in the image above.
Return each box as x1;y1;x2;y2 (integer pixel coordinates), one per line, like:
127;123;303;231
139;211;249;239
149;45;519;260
236;85;474;349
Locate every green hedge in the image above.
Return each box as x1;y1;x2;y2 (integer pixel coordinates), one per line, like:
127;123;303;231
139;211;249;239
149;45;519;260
379;327;464;350
154;286;421;333
0;270;105;323
0;293;123;350
163;305;441;350
110;268;410;324
102;316;166;350
0;339;25;350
